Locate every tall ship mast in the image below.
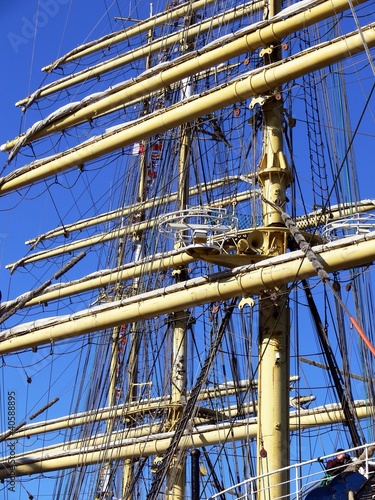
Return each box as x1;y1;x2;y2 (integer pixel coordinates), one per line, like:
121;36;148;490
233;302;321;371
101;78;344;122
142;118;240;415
1;0;375;499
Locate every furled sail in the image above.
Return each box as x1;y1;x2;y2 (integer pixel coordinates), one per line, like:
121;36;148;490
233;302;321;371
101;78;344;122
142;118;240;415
1;0;375;499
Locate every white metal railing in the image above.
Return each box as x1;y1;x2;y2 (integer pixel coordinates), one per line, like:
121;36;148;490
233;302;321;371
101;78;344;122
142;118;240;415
158;206;237;247
207;442;375;500
322;214;375;241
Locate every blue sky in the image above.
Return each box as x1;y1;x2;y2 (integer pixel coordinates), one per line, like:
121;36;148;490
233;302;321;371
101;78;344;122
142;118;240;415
0;1;86;274
0;1;138;297
1;0;374;292
0;4;137;497
0;1;375;498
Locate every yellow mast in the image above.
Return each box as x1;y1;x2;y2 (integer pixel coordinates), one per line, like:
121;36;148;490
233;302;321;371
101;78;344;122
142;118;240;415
1;1;375;496
122;13;155;496
165;18;195;497
255;0;292;494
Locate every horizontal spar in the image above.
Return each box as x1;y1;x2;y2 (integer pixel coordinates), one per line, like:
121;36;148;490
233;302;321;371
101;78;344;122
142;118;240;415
3;248;198;309
16;0;262;106
24;175;250;244
0;401;372;478
1;233;375;354
7;190;255;269
1;23;374;195
43;0;221;69
3;0;367;149
6;378;264;440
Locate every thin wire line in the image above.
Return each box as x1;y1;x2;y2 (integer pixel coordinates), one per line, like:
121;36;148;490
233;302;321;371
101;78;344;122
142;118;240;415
346;0;375;77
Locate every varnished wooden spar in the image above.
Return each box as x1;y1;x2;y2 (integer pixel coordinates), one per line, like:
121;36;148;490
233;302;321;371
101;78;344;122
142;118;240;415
0;401;372;479
15;0;262;107
1;23;374;196
1;233;375;354
2;0;369;151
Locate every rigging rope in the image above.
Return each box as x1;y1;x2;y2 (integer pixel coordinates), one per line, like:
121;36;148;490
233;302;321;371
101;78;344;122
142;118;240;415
347;0;375;77
262;195;375;359
0;251;86;324
301;278;364;448
146;298;237;500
